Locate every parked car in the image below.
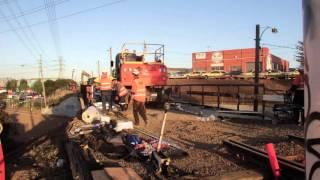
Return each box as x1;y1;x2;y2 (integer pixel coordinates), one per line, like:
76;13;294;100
168;72;186;79
225;71;242;79
19;93;27;101
0;101;6;110
284;69;299;79
265;70;285;79
185;71;204;79
241;71;255;79
202;71;226;79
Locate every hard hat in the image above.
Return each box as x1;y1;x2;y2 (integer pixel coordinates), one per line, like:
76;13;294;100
94;77;100;83
132;68;140;75
111;77;117;81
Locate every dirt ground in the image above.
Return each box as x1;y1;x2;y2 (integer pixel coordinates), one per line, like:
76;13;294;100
3;102;303;179
121;106;304;178
3;107;73;179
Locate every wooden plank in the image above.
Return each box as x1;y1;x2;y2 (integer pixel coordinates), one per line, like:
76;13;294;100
104;167;142;180
92;170;111;180
216;110;262;115
65;142;92;180
262;94;284;102
213;170;263;180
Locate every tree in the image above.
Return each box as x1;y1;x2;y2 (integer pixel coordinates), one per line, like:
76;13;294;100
6;79;17;91
19;79;29;91
55;79;74;90
296;41;304;67
31;80;43;94
44;80;56;96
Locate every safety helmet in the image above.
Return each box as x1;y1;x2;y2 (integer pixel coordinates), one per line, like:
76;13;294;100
94;77;100;83
132;68;140;75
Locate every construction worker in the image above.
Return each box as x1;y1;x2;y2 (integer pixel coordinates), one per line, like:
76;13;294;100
100;72;112;114
291;69;304;104
131;69;148;126
112;78;128;110
290;68;304;124
86;84;93;105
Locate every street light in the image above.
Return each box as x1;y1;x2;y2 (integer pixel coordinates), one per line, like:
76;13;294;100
253;24;278;112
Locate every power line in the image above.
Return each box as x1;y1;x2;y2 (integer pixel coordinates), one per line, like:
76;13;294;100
0;0;69;21
12;0;47;56
44;0;62;56
0;8;37;58
261;43;296;50
0;0;127;34
44;0;64;78
3;0;42;56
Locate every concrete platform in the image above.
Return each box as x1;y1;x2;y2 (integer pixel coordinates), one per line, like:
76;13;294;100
212;170;263;180
91;167;142;180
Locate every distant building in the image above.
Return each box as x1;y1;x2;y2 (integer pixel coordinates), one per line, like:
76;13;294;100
192;47;289;73
0;78;10;89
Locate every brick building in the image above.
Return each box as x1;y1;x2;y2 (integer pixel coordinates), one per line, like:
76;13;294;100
192;47;289;73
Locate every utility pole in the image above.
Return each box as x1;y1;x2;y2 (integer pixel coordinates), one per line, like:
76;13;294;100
109;47;112;76
72;68;75;80
58;56;63;79
254;24;260;112
39;55;47;108
97;60;101;77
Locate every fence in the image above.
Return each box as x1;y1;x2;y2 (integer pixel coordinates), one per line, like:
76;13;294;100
5;97;45;111
166;83;284;111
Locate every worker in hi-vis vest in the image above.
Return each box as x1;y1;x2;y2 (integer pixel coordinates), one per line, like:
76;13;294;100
112;78;128;110
100;72;112;114
131;68;148;126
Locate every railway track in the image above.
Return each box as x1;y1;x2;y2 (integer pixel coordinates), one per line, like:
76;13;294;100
64;122;190;180
223;139;304;180
288;134;304;145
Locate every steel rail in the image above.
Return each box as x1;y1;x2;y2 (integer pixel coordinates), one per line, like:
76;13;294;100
288;134;304;145
223;139;304;179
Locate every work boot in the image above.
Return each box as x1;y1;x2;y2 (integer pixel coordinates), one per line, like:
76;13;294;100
134;122;140;126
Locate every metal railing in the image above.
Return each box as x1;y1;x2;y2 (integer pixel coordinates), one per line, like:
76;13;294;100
166;83;266;111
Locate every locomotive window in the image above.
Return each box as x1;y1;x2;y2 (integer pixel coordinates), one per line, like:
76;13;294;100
123;53;138;62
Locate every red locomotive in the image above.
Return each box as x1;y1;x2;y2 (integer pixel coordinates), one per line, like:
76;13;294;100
112;43;168;103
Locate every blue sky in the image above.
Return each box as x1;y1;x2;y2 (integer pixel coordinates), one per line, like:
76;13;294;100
0;0;302;79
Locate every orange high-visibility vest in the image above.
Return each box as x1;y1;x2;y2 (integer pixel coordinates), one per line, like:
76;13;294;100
132;78;146;102
117;83;128;97
100;74;112;91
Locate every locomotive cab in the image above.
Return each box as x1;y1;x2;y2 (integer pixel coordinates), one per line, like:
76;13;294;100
112;43;168;103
